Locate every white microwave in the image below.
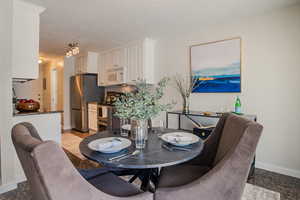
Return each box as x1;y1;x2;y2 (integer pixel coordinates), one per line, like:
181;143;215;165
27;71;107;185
106;68;124;85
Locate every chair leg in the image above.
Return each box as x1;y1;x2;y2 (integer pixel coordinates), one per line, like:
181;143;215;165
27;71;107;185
129;174;139;183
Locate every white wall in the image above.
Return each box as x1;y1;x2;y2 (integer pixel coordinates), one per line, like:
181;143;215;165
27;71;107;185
63;57;75;130
0;0;16;192
154;5;300;177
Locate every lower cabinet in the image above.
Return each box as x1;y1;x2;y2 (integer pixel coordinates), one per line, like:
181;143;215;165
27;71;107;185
12;113;62;183
88;103;98;131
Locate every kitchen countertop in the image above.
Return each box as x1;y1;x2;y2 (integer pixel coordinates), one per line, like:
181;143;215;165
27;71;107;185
88;101;115;107
13;110;63;117
97;103;114;107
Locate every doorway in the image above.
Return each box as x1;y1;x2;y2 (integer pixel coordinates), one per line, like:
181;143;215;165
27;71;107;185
51;68;58;110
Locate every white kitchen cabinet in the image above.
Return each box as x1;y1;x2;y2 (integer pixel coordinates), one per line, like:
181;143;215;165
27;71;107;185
88;103;98;131
97;38;155;86
125;38;155;84
112;48;126;69
75;51;99;74
97;53;107;86
102;48;125;70
103;52;113;69
12;0;45;79
126;42;143;83
98;48;126;86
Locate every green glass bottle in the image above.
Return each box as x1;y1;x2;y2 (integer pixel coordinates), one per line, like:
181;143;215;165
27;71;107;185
235;96;242;114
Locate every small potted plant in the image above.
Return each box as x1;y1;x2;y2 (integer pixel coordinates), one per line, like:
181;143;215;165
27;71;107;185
114;78;173;149
173;74;200;113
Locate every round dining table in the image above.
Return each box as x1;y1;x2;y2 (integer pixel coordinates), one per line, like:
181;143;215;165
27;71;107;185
79;128;204;192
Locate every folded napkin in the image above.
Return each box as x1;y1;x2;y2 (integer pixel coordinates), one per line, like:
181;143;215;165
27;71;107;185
97;139;122;150
166;135;192;143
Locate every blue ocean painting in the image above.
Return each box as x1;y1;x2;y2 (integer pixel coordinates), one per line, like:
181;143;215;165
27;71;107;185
192;62;241;93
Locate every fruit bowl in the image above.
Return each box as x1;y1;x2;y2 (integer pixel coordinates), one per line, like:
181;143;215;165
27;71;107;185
16;99;40;112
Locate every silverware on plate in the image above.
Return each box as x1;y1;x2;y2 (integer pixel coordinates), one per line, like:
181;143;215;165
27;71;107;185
114;150;140;161
108;150;140;161
108;152;130;161
162;144;192;152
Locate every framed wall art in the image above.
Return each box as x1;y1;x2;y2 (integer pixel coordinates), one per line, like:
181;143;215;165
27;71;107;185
190;37;241;93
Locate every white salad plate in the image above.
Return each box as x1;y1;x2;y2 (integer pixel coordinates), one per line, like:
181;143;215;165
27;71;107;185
161;132;199;147
88;137;132;153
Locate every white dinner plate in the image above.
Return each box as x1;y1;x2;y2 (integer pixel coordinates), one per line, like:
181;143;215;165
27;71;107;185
88;137;132;153
161;132;199;146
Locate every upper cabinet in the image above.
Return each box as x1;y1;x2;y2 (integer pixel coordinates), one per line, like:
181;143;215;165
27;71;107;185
98;38;155;86
12;0;45;80
125;38;155;84
75;51;99;74
98;48;126;86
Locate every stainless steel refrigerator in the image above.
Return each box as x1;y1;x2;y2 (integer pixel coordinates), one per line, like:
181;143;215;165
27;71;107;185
70;73;104;132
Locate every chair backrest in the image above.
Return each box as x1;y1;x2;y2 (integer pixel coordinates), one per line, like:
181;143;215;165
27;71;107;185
187;113;229;167
155;114;263;200
213;113;258;166
11;122;103;200
12;122;49;200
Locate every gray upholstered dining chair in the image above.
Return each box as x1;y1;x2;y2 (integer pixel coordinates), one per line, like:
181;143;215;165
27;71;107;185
12;122;153;200
156;113;263;200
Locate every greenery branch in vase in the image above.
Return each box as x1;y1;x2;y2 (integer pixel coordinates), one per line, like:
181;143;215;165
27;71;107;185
114;78;173;149
173;74;201;113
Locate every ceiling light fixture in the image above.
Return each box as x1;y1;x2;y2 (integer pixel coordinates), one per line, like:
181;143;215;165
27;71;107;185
66;42;80;58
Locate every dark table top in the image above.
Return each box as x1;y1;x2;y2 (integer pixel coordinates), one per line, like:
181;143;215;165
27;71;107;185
79;129;204;169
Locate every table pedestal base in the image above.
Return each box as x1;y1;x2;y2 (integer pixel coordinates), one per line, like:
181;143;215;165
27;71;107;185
114;168;159;193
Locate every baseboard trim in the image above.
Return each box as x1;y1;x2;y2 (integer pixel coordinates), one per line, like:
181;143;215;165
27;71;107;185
0;182;17;194
15;176;26;184
62;129;72;133
63;125;72;131
0;176;27;194
256;161;300;179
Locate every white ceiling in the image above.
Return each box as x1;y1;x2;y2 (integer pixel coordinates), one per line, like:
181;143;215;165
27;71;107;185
34;0;300;56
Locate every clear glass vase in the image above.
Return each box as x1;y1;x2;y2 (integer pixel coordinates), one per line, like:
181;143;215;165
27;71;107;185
131;119;148;149
182;96;190;113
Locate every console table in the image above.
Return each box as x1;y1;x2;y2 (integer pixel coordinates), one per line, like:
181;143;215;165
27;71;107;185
165;110;257;179
166;110;257;131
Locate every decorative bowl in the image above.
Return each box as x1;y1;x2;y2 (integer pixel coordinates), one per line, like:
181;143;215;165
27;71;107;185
16;100;40;112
